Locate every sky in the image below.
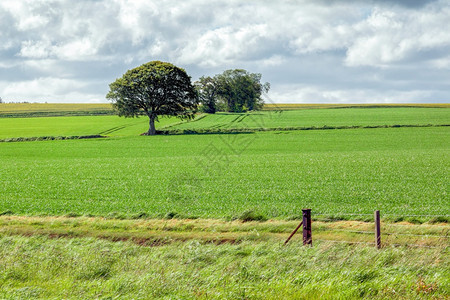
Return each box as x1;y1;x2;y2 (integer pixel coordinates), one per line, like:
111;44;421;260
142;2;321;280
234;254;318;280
1;0;449;104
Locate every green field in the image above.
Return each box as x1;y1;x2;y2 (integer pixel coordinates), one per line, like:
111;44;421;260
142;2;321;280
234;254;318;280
0;115;180;139
1;127;448;218
170;108;450;131
2;107;449;139
1;104;449;299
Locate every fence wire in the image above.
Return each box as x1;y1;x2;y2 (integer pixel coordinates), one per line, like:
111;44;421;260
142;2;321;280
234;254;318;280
311;212;449;217
290;210;449;248
318;228;449;238
315;239;447;249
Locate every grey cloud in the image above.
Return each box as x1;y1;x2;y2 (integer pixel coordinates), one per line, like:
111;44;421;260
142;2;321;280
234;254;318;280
316;0;440;8
0;0;449;103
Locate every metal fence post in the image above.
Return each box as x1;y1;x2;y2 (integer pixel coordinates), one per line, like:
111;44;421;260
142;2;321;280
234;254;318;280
375;210;381;249
302;209;312;246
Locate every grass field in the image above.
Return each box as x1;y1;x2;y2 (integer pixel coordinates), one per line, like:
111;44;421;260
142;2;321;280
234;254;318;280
1;127;448;219
262;103;450;110
2;107;449;139
169;108;450;131
1;104;448;299
0;115;181;139
0;103;113;117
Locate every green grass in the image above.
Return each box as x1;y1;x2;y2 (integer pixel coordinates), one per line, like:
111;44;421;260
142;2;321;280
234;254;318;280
1;127;448;219
1;107;448;139
0;235;448;299
0;115;180;139
170;108;450;131
0;105;448;299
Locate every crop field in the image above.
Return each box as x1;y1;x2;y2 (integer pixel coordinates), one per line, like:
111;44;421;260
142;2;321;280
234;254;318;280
0;103;113;117
262;103;450;110
0;115;180;139
3;107;448;140
0;104;449;299
1;127;448;219
169;107;450;131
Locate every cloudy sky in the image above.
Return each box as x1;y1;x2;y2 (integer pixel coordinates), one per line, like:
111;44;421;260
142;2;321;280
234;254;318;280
1;0;449;103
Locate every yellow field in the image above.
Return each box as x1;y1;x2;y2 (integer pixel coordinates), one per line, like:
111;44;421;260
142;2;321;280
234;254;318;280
263;103;450;110
0;103;113;114
1;102;448;114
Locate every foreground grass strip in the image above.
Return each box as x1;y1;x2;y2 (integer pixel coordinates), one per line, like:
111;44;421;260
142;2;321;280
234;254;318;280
0;216;448;247
0;224;448;299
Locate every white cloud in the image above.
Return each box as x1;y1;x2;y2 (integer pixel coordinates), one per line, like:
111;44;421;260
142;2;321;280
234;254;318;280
270;84;437;104
346;4;450;67
0;77;105;102
0;0;50;31
0;0;449;102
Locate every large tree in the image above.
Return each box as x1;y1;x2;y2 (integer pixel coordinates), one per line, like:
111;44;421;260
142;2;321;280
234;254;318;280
106;61;198;135
195;69;270;113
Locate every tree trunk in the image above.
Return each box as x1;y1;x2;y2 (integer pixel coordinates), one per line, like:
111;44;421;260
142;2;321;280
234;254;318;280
148;115;156;135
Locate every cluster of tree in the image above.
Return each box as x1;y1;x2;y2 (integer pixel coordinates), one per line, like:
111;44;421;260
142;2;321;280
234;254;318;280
195;69;270;114
107;61;270;135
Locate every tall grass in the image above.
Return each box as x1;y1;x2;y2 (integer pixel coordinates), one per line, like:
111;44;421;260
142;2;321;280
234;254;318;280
0;235;447;299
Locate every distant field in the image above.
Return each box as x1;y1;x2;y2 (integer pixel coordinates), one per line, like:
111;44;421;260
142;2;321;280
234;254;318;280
170;107;450;130
1;127;448;218
0;103;112;113
0;103;113;117
0;115;184;139
3;107;444;139
263;103;450;110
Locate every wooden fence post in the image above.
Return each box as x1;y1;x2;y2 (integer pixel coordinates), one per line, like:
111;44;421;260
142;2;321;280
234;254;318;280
374;210;381;249
302;209;312;246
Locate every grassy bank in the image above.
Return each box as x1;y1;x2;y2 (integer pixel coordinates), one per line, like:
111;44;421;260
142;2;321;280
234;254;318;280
0;216;448;247
0;231;448;299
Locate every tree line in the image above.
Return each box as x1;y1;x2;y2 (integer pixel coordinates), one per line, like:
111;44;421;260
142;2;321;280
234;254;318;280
107;61;270;135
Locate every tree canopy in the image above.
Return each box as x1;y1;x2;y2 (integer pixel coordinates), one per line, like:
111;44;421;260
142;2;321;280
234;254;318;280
106;61;198;135
194;76;217;114
195;69;270;113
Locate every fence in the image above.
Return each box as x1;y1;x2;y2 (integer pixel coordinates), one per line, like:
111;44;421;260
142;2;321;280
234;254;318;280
284;209;449;249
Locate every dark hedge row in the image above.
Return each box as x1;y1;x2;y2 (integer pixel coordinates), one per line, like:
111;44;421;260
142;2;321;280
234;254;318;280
0;135;106;143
